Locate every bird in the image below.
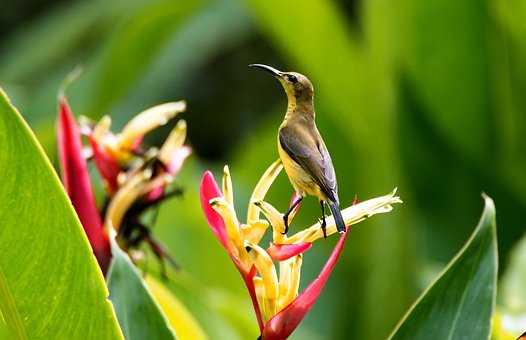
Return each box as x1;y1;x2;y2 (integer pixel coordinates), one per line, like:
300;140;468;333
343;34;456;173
249;64;346;237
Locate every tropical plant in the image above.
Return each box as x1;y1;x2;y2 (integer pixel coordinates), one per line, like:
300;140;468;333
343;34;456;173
2;0;526;338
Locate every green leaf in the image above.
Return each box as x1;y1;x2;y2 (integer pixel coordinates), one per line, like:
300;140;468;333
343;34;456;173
107;240;176;340
0;89;123;339
71;0;203;115
398;0;491;163
389;195;498;340
0;0;149;83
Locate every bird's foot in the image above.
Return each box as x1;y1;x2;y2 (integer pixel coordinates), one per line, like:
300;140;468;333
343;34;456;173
282;215;289;235
319;217;328;239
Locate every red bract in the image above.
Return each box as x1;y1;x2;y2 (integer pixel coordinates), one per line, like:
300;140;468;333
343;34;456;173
266;242;312;261
200;171;230;251
89;136;120;193
200;171;264;329
262;233;348;339
57;96;111;273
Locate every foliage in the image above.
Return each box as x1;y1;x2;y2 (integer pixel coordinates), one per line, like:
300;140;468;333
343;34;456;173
389;196;497;340
107;240;177;340
1;0;526;338
0;89;122;340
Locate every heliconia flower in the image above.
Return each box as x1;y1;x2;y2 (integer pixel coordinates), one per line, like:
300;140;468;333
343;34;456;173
57;95;111;273
200;161;402;339
87;101;188;194
57;95;191;275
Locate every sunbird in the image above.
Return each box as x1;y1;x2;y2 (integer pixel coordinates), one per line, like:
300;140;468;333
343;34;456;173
249;64;346;237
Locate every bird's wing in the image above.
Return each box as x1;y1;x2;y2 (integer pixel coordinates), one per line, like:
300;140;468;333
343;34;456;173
279;125;339;204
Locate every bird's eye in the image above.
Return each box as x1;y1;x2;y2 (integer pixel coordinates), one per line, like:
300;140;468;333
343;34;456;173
287;75;298;83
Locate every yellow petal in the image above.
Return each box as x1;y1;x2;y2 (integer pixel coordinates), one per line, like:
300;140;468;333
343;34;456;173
286;188;402;243
253;200;286;243
145;276;208;340
91;115;124;159
278;255;302;311
118;101;186;149
92;115;112;142
246;242;279;299
105;170;151;231
158;119;187;165
221;165;234;208
492;311;525;340
241;220;269;245
253;277;270;322
209;197;246;262
247;242;279;321
246;159;282;224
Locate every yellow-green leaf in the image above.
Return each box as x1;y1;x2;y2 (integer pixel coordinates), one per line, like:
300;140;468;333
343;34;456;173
145;276;208;340
107;240;176;340
0;88;123;340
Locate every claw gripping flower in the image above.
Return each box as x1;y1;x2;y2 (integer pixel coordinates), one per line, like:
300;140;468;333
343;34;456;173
200;160;402;339
57;95;191;275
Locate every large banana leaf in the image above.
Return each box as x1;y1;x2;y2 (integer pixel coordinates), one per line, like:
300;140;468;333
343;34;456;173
0;89;123;339
389;195;498;340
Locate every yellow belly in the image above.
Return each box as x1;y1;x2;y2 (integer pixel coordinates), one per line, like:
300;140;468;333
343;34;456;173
278;142;325;199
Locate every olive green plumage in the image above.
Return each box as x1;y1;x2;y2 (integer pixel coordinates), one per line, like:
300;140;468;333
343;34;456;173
249;64;346;236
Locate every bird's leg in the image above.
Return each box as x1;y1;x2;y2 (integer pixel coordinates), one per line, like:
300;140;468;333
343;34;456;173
282;196;303;234
319;200;327;238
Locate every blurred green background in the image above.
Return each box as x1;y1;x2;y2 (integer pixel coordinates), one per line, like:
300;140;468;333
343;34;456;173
1;0;525;338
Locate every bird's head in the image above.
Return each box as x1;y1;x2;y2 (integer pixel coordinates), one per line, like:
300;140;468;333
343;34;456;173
249;64;314;109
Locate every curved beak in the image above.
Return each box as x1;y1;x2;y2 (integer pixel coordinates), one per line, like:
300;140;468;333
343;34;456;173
248;64;283;78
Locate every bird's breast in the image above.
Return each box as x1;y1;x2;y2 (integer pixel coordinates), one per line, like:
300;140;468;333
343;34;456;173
277;139;325;199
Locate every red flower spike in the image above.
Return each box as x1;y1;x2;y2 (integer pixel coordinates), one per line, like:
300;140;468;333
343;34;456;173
199;171;230;251
266;242;312;261
88;136;120;193
262;232;349;340
57;96;111;273
199;164;402;340
200;172;265;330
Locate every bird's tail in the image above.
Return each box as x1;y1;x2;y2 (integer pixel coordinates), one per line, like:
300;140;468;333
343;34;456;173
328;201;346;234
